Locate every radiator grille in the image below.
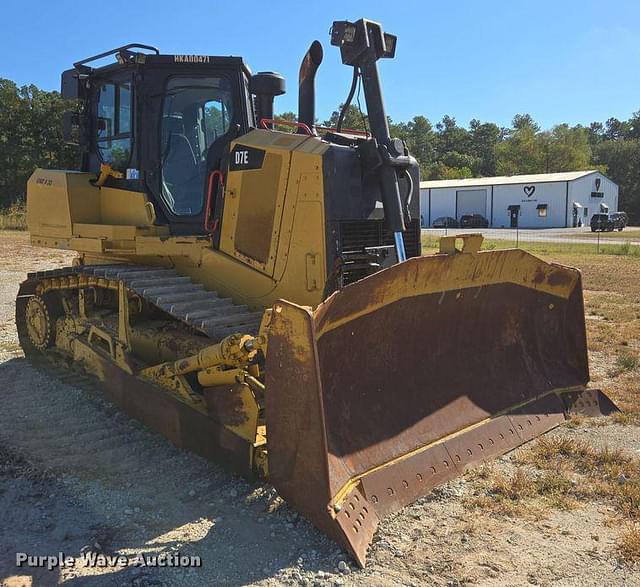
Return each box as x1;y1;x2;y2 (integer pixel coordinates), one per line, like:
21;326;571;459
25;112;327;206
338;219;421;286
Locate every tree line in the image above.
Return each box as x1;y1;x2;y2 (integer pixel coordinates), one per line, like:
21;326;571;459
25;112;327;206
315;105;640;222
0;79;77;209
1;77;638;223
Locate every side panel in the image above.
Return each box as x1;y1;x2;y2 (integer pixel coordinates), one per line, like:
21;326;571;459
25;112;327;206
99;186;155;226
28;169;156;236
210;129;329;306
219;130;304;276
27;170;99;238
233;150;286;266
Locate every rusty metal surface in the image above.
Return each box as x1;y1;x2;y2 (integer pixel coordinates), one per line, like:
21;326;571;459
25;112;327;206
313;249;580;336
204;384;250;427
360;394;567;518
333;485;379;566
360;440;455;518
507;393;567;443
315;281;587;496
265;251;592;566
563;388;620;417
264;302;336;522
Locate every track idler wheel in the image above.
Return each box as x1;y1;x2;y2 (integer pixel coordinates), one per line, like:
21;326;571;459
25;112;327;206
19;292;62;352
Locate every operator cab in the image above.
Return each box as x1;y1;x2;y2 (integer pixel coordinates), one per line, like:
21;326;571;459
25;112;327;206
62;44;256;235
61;21;420;268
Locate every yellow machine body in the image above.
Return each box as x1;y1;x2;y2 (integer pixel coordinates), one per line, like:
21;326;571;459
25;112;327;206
27;130;330;309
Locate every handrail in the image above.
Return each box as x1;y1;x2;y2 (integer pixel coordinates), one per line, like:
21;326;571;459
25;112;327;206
73;44;160;69
259;118;313;136
204;170;224;233
315;125;370;138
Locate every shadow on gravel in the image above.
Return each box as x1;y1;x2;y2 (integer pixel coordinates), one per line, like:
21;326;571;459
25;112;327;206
0;357;342;586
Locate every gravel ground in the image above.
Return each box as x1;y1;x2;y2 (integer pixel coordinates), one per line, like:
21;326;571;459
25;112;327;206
1;231;639;587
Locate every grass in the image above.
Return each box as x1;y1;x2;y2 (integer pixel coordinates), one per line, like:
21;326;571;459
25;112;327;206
566;229;640;240
466;437;640;564
611;351;640;377
464;464;579;517
422;233;640;257
618;525;640;565
0;202;27;230
517;436;640;525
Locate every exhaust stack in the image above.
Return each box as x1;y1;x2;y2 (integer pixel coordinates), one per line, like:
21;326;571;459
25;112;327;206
297;41;323;133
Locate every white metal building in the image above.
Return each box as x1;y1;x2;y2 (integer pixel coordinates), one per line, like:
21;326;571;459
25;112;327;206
420;170;619;229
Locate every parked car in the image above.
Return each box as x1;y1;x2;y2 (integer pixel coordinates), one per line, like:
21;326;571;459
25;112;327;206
610;212;628;231
432;216;459;228
460;214;489;228
590;213;615;232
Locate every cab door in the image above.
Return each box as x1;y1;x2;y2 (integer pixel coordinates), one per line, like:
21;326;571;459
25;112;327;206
139;63;253;236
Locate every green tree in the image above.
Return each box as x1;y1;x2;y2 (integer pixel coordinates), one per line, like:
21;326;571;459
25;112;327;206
540;124;592;173
594;138;640;221
469;119;501;176
323;104;369;132
276;111;297;122
604;117;631;141
496;114;544;174
390;115;435;178
428;115;476;179
0;79;77;207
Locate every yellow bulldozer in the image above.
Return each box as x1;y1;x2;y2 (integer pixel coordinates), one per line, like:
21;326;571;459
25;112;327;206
17;18;616;566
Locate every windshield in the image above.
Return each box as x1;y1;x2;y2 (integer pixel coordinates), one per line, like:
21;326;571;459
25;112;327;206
160;76;233;216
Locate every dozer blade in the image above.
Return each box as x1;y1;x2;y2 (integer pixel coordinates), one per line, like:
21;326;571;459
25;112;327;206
265;246;617;566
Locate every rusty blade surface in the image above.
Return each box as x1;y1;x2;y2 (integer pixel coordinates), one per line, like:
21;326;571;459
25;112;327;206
265;249;597;566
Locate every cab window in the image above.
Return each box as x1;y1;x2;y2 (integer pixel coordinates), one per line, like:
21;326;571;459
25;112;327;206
204;98;231;146
160;76;234;216
96;82;132;170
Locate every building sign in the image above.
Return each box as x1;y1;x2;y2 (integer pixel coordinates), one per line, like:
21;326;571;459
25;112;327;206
523;185;536;197
591;192;604;198
595;177;601;191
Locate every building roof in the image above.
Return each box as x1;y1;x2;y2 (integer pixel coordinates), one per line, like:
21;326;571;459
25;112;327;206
420;170;598;189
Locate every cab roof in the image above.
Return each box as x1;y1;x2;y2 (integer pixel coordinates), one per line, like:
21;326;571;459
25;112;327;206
71;43;251;76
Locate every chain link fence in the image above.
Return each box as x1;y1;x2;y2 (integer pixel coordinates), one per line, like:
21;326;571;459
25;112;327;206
421;227;640;257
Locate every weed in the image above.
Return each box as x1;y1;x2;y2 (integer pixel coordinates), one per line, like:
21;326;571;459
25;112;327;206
611;411;635;426
602;242;640;258
617;525;640;565
616;351;640;374
617;480;640;521
0;201;27;230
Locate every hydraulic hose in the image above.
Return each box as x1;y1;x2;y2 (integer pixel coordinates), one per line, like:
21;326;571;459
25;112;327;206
336;66;359;132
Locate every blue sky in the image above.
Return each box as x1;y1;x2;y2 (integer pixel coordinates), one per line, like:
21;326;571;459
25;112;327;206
2;0;638;129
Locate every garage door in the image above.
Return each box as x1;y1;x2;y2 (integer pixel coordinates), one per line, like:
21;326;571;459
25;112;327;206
457;190;487;218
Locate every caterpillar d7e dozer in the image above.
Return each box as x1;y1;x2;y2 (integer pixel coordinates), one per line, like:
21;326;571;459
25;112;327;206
17;18;616;566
